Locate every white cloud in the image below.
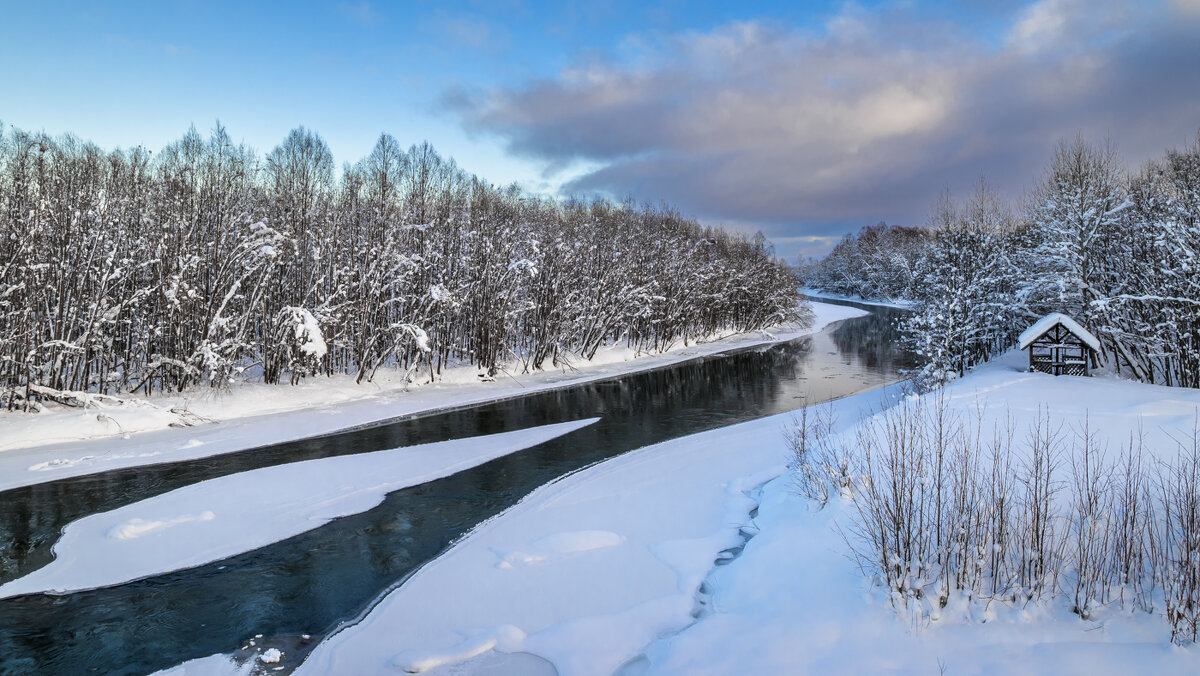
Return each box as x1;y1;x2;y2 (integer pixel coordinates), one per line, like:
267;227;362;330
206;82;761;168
1007;0;1134;55
1007;0;1069;53
447;2;1200;248
1171;0;1200;15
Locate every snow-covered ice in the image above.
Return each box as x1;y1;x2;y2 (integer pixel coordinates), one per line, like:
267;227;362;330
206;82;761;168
150;654;252;676
0;302;866;492
0;419;598;599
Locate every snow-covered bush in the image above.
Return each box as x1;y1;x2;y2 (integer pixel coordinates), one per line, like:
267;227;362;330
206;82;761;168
1156;423;1200;643
267;307;327;385
786;397;1200;643
901;185;1023;388
786;404;849;506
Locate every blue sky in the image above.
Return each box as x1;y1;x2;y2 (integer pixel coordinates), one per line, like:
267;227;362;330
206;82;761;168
3;1;848;176
3;1;1199;259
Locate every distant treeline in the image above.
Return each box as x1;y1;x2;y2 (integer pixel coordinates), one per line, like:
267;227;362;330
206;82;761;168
803;134;1200;388
0;124;804;410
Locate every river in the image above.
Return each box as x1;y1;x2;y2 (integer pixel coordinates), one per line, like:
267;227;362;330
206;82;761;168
0;303;911;675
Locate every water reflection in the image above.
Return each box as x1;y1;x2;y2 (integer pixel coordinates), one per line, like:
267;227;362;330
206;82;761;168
828;306;911;373
0;310;912;676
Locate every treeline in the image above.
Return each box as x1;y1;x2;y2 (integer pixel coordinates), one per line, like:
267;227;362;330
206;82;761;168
800;221;930;301
0;123;804;411
804;134;1200;388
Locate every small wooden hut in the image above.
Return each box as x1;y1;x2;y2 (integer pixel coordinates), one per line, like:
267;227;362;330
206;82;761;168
1018;313;1100;376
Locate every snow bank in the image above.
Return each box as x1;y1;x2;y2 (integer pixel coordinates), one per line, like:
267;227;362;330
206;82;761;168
0;418;598;599
0;302;865;493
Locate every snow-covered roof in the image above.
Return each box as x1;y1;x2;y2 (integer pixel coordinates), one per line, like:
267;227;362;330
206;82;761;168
1018;313;1100;352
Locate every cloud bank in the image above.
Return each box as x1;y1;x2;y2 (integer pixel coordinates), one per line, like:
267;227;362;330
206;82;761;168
446;0;1200;257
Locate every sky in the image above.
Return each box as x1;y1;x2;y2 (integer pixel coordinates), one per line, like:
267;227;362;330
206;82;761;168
3;0;1199;260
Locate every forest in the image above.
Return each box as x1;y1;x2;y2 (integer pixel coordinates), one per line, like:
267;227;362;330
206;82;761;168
0;124;804;411
803;135;1200;389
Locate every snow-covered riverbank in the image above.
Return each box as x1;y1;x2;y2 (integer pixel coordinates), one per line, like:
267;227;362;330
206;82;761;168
275;350;1200;675
799;286;916;310
0;302;865;492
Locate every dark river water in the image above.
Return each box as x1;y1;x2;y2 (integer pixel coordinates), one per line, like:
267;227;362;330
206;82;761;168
0;303;912;676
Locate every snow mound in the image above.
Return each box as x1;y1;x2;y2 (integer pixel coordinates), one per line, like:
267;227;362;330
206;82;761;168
493;530;624;568
107;511;215;540
391;625;527;673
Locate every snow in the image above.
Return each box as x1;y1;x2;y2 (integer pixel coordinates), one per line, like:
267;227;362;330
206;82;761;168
494;530;624;567
0;302;865;493
294;382;906;676
1018;311;1101;351
150;654;251;676
0;419;597;599
799;286;916;309
288;349;1200;675
286;307;327;359
393;625;528;673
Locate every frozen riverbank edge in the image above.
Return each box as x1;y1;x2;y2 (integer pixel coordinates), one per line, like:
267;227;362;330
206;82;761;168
799;286;915;310
0;302;866;493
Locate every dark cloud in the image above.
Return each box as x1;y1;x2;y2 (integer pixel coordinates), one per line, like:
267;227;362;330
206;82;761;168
447;1;1200;258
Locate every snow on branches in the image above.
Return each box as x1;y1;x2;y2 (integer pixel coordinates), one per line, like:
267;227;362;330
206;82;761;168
0;125;806;409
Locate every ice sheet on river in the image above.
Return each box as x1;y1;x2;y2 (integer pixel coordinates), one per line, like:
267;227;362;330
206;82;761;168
0;418;599;599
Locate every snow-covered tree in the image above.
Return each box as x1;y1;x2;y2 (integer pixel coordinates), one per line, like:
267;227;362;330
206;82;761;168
0;122;806;409
1023;136;1128;345
903;185;1021;385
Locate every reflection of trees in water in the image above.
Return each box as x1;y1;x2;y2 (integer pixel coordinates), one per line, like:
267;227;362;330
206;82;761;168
0;317;905;675
830;308;916;372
